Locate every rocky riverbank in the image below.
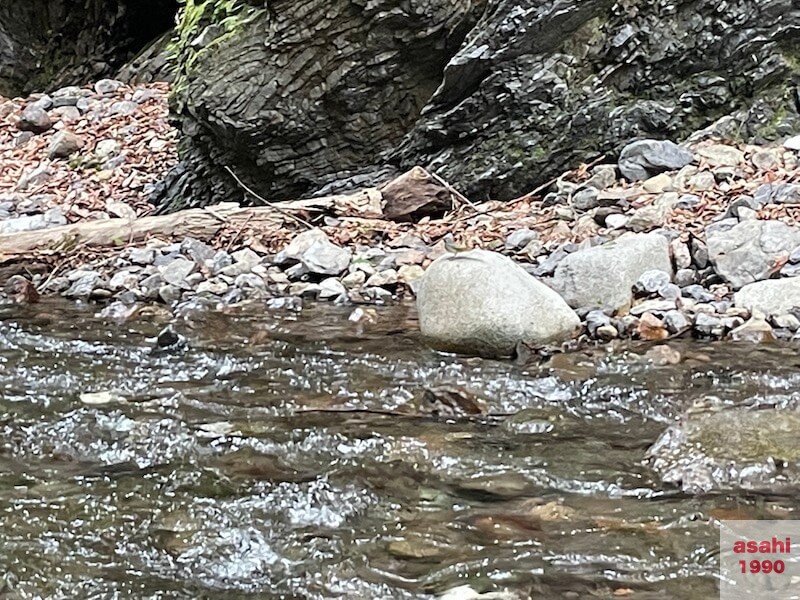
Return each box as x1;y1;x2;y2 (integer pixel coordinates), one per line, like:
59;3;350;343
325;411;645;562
3;80;800;354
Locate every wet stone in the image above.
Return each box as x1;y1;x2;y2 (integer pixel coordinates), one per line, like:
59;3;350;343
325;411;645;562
663;310;689;333
693;313;724;337
675;269;697;288
648;408;800;494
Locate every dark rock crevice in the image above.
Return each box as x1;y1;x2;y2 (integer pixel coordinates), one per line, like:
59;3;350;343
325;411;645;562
0;0;178;98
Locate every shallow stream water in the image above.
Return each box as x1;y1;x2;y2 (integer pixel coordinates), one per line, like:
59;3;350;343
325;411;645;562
0;299;797;599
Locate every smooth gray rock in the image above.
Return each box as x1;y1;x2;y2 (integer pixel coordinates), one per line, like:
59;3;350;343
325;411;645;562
707;220;800;289
618;140;694;181
110;100;138;116
663;310;689;333
94;79;124;95
571;187;600;211
551;233;672;310
417;250;580;357
734;278;800;317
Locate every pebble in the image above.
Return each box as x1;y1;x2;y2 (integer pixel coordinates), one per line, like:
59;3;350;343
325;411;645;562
694;313;724;337
633;270;671;296
663;310;690;333
505;228;538;250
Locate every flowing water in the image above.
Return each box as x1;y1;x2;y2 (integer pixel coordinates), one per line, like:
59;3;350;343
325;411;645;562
0;299;797;599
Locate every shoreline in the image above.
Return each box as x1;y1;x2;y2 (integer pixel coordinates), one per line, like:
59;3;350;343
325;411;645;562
3;80;800;350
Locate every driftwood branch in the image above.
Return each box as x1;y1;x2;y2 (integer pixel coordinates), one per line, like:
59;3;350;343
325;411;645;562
0;203;284;257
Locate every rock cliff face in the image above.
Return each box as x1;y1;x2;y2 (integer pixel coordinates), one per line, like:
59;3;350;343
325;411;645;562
0;0;176;98
154;0;800;211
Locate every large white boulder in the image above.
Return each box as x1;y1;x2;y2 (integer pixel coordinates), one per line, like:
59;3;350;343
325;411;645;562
734;278;800;317
551;232;672;310
416;250;580;357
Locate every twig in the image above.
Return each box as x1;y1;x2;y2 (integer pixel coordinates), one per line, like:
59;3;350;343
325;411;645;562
295;407;418;418
295;407;516;419
226;212;254;252
430;171;478;212
223;166;314;229
507;154;608;207
36;257;70;293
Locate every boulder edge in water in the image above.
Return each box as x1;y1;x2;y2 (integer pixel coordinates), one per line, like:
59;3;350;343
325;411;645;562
416;249;580;357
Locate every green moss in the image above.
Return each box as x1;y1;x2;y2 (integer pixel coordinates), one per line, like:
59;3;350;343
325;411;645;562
170;0;265;111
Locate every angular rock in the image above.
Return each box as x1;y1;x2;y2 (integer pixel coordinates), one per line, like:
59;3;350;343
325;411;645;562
707;220;800;289
65;270;102;298
277;229;351;276
504;228;538;251
693;313;724;337
47;130;81;159
551;232;672;310
734;278;800;317
417;250;580;357
696;143;744;167
160;258;195;290
618;140;694;181
17;105;51;133
729;315;775;343
318;277;347;299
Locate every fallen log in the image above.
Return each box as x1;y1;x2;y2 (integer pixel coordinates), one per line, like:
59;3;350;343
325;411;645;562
0;166;458;259
0;203;286;257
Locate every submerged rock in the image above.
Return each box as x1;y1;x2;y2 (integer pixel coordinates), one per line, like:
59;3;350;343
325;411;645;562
551;233;672;310
648;407;800;494
416;250;580;357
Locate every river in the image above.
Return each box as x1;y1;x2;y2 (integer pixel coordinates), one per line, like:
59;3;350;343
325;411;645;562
0;299;793;599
